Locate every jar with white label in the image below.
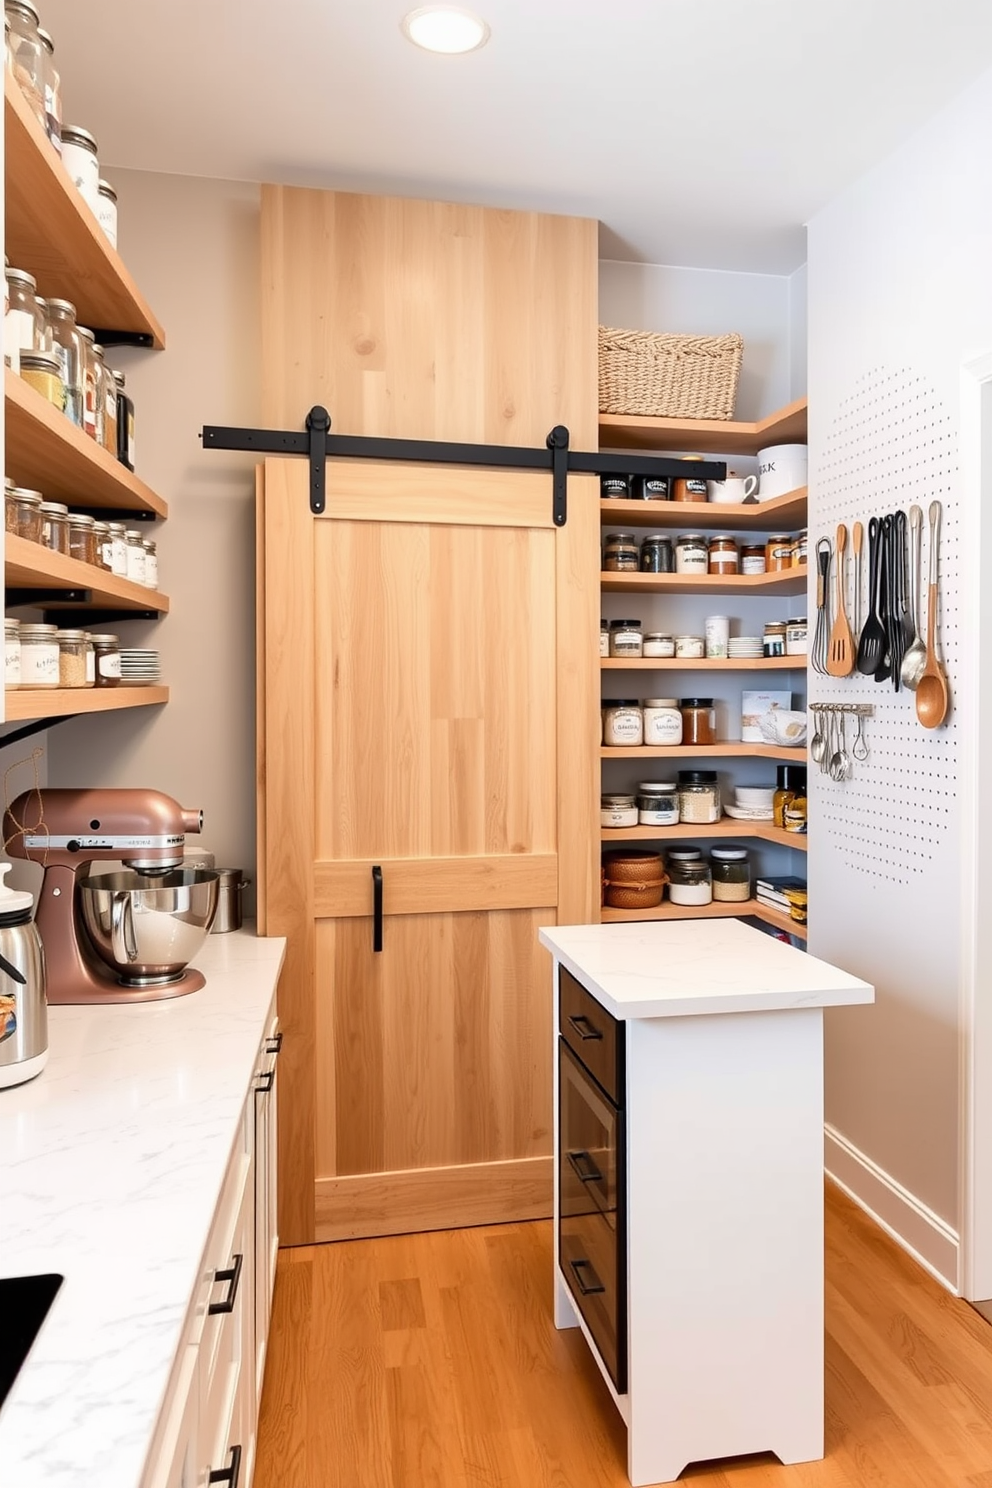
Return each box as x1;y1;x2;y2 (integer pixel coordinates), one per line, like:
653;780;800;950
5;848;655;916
142;537;158;588
36;25;60;151
675;533;709;574
39;500;69;554
600;620;609;658
97;179;118;250
674;635;705;660
643;633;675;658
90;633;121;688
124;529;146;584
636;782;679;827
609;620;642;658
60;125;100;215
786;618;808;656
643;698;682;746
601;793;638;829
5;618;21;689
19;623;60;688
106;520;128;576
5;266;40;374
603;700;643;747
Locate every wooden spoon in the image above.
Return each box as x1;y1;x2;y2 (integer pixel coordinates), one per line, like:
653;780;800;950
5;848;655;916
827;523;854;676
916;500;950;728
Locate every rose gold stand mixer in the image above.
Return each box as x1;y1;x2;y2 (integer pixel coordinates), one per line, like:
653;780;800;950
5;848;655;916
3;788;216;1005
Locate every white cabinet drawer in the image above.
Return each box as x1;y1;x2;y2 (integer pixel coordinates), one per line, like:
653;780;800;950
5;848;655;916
200;1133;255;1486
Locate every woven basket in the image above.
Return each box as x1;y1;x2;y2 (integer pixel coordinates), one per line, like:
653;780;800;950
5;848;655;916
598;326;744;421
603;851;667;910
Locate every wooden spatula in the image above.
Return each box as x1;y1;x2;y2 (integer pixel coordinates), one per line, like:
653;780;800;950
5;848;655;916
827;522;855;677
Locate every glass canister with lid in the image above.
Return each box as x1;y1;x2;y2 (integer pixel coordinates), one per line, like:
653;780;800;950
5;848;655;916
60;124;100;214
125;530;147;584
39;500;69;553
5;266;40;373
643;697;682;746
141;537;158;588
677;769;721;824
19;350;65;410
639;534;674;573
56;628;91;688
92;520;112;571
668;858;713;906
90;632;121;688
47;298;84;426
8;486;43;542
97;179;118;250
77;326;98;439
19;622;59;688
603;699;643;747
609;619;642;658
679;697;717;746
36;23;60;150
601;793;638;829
5;0;45;129
68;512;98;565
636;781;679;827
105;520;128;576
710;846;751;903
675;533;709;574
603;532;639;572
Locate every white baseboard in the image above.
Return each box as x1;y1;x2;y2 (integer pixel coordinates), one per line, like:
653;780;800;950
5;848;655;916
824;1124;959;1293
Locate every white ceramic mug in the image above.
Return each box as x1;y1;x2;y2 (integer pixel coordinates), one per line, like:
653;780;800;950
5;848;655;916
756;444;808;501
708;475;758;504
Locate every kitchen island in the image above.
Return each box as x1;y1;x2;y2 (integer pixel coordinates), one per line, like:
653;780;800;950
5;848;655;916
539;918;873;1487
0;927;285;1488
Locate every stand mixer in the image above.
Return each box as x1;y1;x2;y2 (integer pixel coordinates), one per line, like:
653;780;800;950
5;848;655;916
3;787;213;1005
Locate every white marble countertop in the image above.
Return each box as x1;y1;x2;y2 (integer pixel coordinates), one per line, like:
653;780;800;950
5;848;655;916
0;927;286;1488
540;919;873;1019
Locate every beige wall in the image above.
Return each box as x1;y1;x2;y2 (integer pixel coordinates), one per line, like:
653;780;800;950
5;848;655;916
46;172;262;887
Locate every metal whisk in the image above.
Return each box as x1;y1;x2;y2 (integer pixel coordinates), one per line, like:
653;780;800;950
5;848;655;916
811;538;832;675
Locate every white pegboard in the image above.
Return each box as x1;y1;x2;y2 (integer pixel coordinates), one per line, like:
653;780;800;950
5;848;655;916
812;365;959;885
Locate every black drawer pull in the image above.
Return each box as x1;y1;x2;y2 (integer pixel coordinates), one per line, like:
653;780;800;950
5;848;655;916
255;1069;275;1094
209;1444;242;1488
265;1031;283;1055
372;865;383;953
567;1013;603;1041
567;1149;603;1184
569;1258;605;1296
208;1252;243;1315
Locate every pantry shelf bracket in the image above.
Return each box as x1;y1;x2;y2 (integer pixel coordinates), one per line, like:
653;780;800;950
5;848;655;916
89;330;155;349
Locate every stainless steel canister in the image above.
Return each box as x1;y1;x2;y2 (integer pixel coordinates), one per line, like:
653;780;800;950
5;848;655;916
211;868;249;934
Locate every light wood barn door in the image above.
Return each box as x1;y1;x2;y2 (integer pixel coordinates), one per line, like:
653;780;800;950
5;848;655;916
260;456;598;1243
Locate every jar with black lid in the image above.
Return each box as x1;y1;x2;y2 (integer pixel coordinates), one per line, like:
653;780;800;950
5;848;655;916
679;697;716;746
603;532;639;572
677;769;721;824
632;475;670;501
640;534;674;573
601;475;630;499
90;632;121;688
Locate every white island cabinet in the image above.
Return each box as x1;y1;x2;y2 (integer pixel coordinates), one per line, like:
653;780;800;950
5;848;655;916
539;918;873;1488
0;929;285;1488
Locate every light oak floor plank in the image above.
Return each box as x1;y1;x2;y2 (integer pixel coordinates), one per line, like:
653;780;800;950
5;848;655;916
255;1183;992;1487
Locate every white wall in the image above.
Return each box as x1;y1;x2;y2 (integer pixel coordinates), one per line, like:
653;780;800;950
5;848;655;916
806;62;992;1289
788;263;808;400
599;260;795;421
46;172;261;887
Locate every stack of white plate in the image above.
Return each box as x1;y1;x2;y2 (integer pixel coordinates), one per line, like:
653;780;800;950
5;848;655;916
728;636;763;659
119;649;161;686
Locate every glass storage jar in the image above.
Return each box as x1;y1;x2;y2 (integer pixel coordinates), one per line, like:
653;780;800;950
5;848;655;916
667;859;713;906
142;538;158;588
56;628;90;688
675;533;708;574
670;457;708;503
102;360;119;454
68;512;97;565
91;342;110;446
19;349;64;410
19;622;59;688
679;698;716;745
33;295;52;352
47;298;84;426
765;535;794;571
666;847;703;868
603;700;643;747
640;535;674;573
740;543;766;575
643;698;682;746
786;618;807;655
678;769;721;824
600;475;629;499
636;781;679;827
10;486;42;541
600;619;609;658
5;0;45;129
601;793;638;829
673;634;705;660
90;633;121;688
77;326;98;439
113;370;135;469
609;619;642;658
125;530;147;584
39;500;69;553
603;532;639;572
710;846;751;903
92;520;112;571
708;536;739;574
105;520;128;576
36;24;60;150
632;476;670;501
60;124;100;214
5;266;40;374
4;618;20;689
97;179;118;249
763;621;787;658
642;633;675;658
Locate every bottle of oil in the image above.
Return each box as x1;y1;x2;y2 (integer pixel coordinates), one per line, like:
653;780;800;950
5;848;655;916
773;764;807;829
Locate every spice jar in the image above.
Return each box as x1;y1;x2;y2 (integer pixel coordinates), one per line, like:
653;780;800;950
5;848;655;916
636;782;679;827
39;500;69;553
92;520;112;571
670;456;708;503
640;534;674;573
113;370;135;469
5;618;20;690
679;698;717;746
678;769;721;824
48;299;84;426
668;859;713;906
105;520;128;576
763;621;787;658
643;698;682;745
740;543;766;575
124;529;146;584
56;629;90;688
643;633;675;658
708;536;739;574
765;534;794;571
600;619;609;658
33;296;53;352
632;476;670;501
91;343;110;446
141;538;158;588
600;475;630;499
603;700;643;747
19;350;65;410
36;24;60;150
603;532;639;572
609;620;642;658
773;765;807;828
77;326;98;439
786;618;807;656
90;633;121;688
675;533;709;574
9;486;43;542
60;125;100;215
710;847;751;903
102;360;118;454
6;0;45;129
97;179;118;250
673;635;705;660
68;512;98;565
19;623;59;688
5;266;40;374
601;793;638;829
792;530;808;567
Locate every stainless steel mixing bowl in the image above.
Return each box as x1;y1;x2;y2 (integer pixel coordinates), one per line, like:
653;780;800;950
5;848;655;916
79;868;219;985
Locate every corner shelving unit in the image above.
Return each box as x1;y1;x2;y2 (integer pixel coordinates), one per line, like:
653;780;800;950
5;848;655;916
4;70;169;725
598;396;808;941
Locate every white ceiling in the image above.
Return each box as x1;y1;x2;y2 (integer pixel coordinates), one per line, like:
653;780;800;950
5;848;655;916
38;0;992;273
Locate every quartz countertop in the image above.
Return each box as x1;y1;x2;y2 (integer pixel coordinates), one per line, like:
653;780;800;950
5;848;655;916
0;927;286;1488
539;918;873;1019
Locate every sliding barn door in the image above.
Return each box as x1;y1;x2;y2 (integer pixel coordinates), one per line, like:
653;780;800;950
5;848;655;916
259;189;599;1244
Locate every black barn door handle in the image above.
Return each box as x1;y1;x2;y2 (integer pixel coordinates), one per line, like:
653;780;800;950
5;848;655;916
372;865;383;952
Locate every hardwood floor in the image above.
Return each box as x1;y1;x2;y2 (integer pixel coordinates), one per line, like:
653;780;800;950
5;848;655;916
254;1182;992;1487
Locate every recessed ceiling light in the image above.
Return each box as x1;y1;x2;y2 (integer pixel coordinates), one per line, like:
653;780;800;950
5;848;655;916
401;5;490;54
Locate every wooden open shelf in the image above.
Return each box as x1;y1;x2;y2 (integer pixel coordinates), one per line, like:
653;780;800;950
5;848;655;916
600;488;807;532
4;685;168;721
4;73;165;347
601;564;807;596
5;370;167;517
5;534;169;612
601;743;806;762
601;820;808;851
603;656;804;671
599;897;807;941
599;397;807;456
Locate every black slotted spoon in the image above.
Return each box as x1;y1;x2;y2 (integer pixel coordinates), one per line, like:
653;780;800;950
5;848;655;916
856;516;887;675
